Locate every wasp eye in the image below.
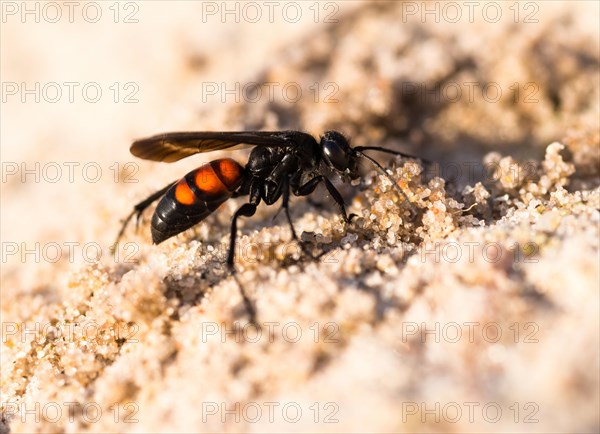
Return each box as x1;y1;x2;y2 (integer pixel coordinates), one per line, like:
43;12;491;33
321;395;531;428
323;139;350;171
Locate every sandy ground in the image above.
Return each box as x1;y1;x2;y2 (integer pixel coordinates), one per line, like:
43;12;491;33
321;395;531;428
1;1;599;433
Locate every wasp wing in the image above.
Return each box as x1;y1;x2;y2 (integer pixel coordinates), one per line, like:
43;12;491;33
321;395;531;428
130;131;317;163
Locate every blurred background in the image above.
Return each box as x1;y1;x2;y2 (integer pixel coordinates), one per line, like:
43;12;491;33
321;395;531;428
1;1;599;432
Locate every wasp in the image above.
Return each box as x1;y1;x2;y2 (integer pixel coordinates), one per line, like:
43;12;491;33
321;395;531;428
114;130;421;321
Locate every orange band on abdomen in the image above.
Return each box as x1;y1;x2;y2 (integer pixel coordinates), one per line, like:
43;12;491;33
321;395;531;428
174;179;196;205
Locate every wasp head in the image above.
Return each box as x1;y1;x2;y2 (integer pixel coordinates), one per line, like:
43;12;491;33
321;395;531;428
320;130;360;179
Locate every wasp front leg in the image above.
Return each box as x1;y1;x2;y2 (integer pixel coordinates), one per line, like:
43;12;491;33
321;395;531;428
294;175;351;223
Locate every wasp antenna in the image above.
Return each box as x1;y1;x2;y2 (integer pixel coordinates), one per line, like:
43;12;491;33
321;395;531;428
354;146;431;165
355;150;417;215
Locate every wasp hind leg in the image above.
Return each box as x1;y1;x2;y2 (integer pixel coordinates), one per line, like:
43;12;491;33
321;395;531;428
111;181;176;252
227;183;262;325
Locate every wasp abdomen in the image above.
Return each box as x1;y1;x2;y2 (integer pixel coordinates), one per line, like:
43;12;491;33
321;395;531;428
151;158;245;244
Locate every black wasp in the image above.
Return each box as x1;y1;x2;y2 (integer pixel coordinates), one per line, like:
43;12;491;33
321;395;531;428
114;130;420;320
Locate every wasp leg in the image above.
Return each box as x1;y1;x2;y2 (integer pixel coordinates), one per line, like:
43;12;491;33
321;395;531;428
280;176;299;239
287;175;356;260
295;175;350;223
111;181;176;252
306;197;358;220
279;176;318;261
227;182;261;324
